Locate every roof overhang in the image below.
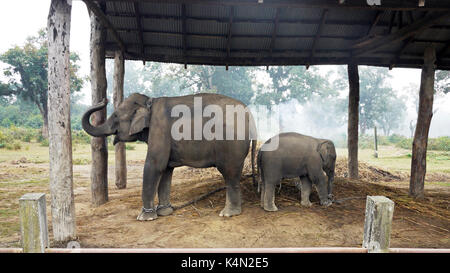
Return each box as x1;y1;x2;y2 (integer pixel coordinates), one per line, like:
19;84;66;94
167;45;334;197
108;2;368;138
84;0;450;69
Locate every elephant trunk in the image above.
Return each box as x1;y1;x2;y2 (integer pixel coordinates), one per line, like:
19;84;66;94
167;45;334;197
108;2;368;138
82;99;115;137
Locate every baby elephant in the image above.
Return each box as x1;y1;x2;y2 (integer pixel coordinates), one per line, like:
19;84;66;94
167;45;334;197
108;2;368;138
258;132;336;211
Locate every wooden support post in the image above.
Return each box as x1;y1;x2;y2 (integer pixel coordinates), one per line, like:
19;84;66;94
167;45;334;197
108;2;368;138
89;2;108;206
47;0;76;242
410;46;436;199
347;63;360;179
113;51;127;189
19;193;49;253
362;196;394;253
374;126;378;158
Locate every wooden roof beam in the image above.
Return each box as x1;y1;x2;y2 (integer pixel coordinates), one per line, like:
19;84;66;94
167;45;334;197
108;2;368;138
94;0;450;11
182;4;187;68
133;2;145;63
226;6;234;70
307;9;328;69
352;11;450;57
366;11;383;36
269;8;280;56
83;0;126;53
105;12;450;30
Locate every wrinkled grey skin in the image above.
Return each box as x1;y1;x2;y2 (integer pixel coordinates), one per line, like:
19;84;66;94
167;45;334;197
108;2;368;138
82;93;255;221
258;132;336;211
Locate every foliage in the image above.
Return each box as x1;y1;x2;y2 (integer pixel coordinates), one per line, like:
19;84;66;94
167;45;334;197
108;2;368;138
72;130;91;145
0;29;85;136
435;70;449;94
334;66;406;135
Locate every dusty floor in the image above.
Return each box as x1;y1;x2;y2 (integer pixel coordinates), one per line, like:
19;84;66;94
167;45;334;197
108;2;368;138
0;158;449;249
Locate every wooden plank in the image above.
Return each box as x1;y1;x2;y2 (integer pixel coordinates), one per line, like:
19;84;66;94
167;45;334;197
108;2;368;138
410;46;436;199
352;11;450;57
113;51;127;189
347;62;359;179
47;0;76;243
89;3;109;206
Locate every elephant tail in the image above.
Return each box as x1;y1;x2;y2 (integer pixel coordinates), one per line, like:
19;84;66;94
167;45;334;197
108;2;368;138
251;139;257;188
257;148;263;193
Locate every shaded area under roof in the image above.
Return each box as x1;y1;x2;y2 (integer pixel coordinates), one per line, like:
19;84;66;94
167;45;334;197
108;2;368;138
87;0;450;69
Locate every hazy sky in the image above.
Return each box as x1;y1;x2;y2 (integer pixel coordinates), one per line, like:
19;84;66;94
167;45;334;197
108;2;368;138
0;0;448;136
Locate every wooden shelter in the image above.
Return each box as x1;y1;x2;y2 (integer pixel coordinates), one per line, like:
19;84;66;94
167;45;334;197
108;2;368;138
47;0;450;242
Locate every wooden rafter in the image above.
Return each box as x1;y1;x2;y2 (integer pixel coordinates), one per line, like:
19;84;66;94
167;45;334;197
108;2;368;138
83;0;126;53
398;11;403;29
389;36;415;69
115;29;365;40
226;6;234;70
388;11;397;34
133;2;145;62
269;8;280;56
182;4;187;68
308;9;328;68
352;11;450;57
366;11;383;36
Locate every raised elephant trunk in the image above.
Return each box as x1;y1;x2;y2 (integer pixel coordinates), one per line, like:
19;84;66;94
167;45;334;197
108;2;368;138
82;99;115;137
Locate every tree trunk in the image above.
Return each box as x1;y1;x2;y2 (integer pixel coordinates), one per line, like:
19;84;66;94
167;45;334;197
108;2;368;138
42;108;49;139
113;50;127;189
89;2;108;206
410;46;436;199
47;0;76;242
347;63;360;179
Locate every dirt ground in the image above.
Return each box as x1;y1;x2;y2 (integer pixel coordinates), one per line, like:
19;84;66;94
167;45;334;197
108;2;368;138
1;157;449;249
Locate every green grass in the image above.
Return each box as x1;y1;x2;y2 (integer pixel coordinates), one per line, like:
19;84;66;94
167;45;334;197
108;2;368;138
337;145;450;173
0;142;149;165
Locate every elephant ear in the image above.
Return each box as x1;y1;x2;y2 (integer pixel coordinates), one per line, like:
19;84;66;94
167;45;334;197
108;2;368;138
129;107;150;136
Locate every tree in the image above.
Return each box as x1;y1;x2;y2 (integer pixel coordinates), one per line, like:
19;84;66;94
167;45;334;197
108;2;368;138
0;29;84;137
254;66;336;107
435;70;449;94
334;66;406;135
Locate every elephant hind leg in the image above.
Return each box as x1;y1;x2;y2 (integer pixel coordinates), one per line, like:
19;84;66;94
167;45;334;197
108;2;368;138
262;178;278;212
218;165;243;217
299;176;313;207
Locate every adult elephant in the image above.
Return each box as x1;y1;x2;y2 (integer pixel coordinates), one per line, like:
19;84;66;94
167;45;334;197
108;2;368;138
82;93;256;221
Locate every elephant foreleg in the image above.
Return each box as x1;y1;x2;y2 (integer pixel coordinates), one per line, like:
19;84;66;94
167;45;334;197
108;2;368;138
137;161;164;221
157;167;174;216
308;167;332;207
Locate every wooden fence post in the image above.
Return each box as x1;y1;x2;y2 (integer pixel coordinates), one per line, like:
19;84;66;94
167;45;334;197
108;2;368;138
19;193;49;253
374;126;378;158
362;196;395;253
